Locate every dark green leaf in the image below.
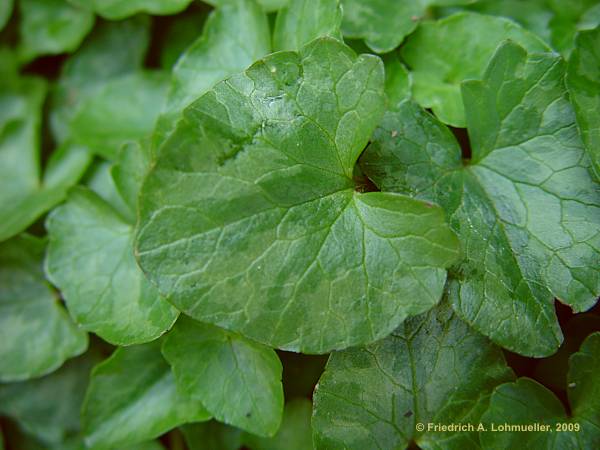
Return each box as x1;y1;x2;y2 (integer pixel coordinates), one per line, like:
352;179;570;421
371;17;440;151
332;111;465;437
0;351;100;445
136;37;460;354
0;68;91;242
481;333;600;449
312;301;513;449
68;0;193;20
243;399;312;450
567;26;600;180
401;12;550;127
361;42;600;356
82;341;211;449
181;421;243;450
162;317;283;436
0;235;87;382
0;0;14;30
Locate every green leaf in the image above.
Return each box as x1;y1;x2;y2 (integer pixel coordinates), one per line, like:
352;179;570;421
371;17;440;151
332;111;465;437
155;0;271;146
0;70;91;242
110;140;153;212
0;235;87;382
401;12;550;127
567;26;600;180
273;0;342;52
69;0;193;20
45;186;178;346
243;399;312;450
548;0;600;55
50;17;150;145
136;37;460;354
312;301;513;449
340;0;475;54
162;317;283;436
203;0;289;13
361;42;600;356
481;332;600;449
460;0;554;44
0;0;14;30
0;350;100;446
383;52;412;108
181;421;243;450
69;71;169;160
82;341;211;449
159;10;207;70
17;0;94;63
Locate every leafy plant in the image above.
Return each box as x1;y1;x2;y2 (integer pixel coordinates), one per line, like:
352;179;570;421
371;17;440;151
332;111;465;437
0;1;598;449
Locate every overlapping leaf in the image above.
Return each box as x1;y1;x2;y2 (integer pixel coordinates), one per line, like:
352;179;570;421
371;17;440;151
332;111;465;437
339;0;475;54
82;341;210;449
0;53;91;242
68;0;193;19
162;317;283;436
46;142;178;345
273;0;342;52
401;12;549;127
547;0;600;54
0;235;87;382
50;17;155;159
154;0;271;146
17;0;94;62
243;399;313;450
481;333;600;449
312;301;513;449
567;25;600;180
0;351;100;446
136;37;460;354
361;42;600;356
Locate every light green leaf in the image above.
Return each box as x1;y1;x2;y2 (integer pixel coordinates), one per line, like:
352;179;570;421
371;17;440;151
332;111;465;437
82;341;211;449
17;0;94;63
45;186;178;346
458;0;554;44
0;0;14;30
155;0;271;146
481;332;600;449
0;70;91;242
110;140;153;212
181;421;243;450
50;17;150;145
136;37;460;354
0;235;87;382
243;399;312;450
162;317;283;436
203;0;289;13
567;26;600;180
69;71;169;160
312;301;513;450
340;0;476;54
69;0;193;19
0;351;100;446
383;52;412;108
401;12;550;127
548;0;600;55
361;42;600;356
273;0;342;51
